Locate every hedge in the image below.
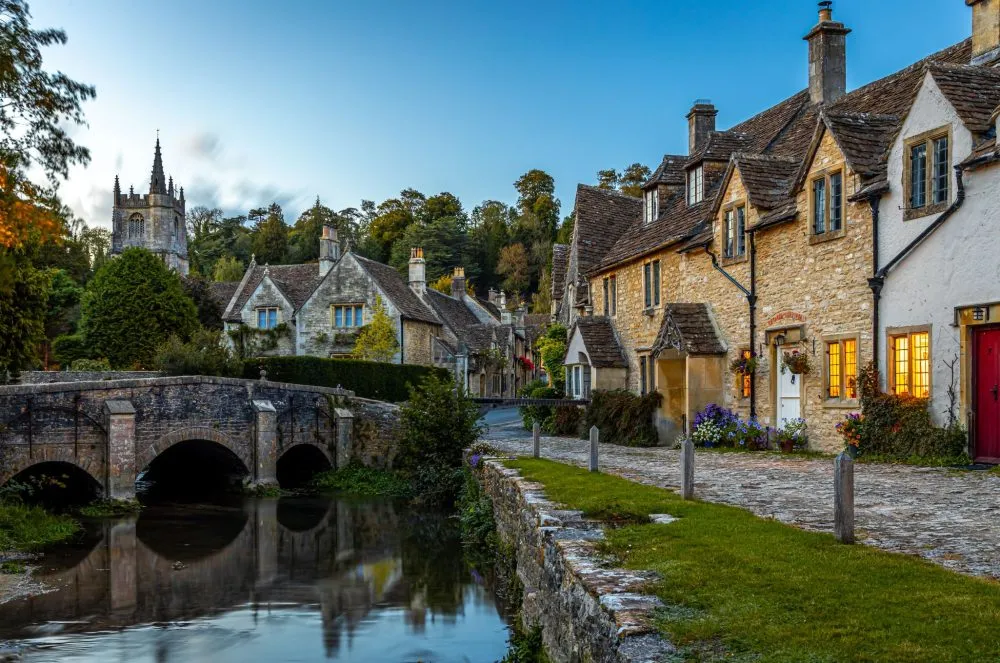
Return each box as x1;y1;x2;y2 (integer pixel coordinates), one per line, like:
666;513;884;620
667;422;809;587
584;389;662;447
243;356;451;402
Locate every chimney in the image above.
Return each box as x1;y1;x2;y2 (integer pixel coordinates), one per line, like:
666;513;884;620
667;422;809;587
451;266;467;299
803;1;850;105
488;288;498;305
514;305;526;332
969;0;1000;64
408;247;426;295
687;101;717;154
319;224;339;276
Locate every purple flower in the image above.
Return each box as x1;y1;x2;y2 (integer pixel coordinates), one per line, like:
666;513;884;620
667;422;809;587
470;453;481;468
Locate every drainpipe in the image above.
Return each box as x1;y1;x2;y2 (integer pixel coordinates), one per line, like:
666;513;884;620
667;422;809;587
867;195;882;370
704;245;757;420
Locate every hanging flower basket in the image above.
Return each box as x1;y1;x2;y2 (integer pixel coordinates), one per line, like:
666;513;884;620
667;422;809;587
517;355;536;371
729;354;758;375
780;350;810;376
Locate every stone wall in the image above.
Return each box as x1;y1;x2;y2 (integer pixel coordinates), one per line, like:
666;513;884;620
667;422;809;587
18;371;165;384
402;319;436;366
239;277;297;356
478;459;674;663
347;397;401;468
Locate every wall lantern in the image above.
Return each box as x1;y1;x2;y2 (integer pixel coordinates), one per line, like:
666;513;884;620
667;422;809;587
972;306;989;322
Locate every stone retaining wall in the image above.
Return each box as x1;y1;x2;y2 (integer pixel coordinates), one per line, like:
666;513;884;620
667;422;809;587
17;371;165;384
478;459;674;663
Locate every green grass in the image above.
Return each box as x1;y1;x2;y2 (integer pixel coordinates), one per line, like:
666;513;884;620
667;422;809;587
0;502;79;552
507;458;1000;663
78;498;142;518
310;465;411;498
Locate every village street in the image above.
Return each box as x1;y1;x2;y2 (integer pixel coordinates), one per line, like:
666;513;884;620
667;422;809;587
483;415;1000;579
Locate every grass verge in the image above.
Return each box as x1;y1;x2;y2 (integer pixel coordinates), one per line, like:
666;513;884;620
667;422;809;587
310;465;411;498
78;498;142;518
507;458;1000;663
0;502;79;552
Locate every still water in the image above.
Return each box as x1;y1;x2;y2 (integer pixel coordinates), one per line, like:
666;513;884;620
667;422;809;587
0;496;511;662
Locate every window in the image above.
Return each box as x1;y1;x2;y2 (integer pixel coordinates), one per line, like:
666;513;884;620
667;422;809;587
643;261;660;309
906;130;949;215
332;304;365;328
741;349;752;398
257;307;279;330
811;171;843;236
644;188;658;224
638;355;654;395
603;278;609;316
640;356;648;395
609;275;617;316
687;166;704;205
174;215;180;238
723;205;746;259
128;213;144;239
824;338;858;401
573;365;583;398
889;329;930;398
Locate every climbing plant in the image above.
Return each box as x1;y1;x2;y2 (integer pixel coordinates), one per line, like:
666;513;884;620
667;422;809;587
353;296;398;362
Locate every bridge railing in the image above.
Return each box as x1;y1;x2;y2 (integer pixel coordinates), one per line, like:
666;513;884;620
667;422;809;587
473;397;590;407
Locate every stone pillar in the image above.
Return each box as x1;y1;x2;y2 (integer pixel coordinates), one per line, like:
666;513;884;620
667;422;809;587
681;438;695;500
589;425;599;472
834;453;855;544
334;408;354;469
532;421;540;459
108;516;137;617
254;498;278;586
252;400;278;486
104;400;136;500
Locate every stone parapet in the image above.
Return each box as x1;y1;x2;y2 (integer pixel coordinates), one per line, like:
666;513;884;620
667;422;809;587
478;458;674;662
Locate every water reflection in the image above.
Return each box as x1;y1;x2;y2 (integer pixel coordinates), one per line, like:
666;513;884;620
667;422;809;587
0;497;510;662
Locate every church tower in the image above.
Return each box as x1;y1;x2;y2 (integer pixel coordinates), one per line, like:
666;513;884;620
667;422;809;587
110;138;189;275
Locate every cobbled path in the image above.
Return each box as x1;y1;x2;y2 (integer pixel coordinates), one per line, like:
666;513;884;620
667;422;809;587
484;422;1000;579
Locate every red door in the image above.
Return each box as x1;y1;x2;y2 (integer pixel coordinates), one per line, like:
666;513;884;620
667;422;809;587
975;328;1000;462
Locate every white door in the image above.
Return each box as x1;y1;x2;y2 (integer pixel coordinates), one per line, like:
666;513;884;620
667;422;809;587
777;348;801;425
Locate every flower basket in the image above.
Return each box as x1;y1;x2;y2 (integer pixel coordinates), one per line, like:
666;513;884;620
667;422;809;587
729;354;758;375
835;413;863;458
780;350;810;376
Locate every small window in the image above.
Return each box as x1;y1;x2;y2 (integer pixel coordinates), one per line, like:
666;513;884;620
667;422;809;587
257;307;279;330
652;260;661;306
640;356;648;395
889;330;930;398
723;205;746;259
573;365;583;398
741;349;752;398
825;338;859;401
602;278;610;316
905;130;949;215
687;166;704;205
332;304;365;328
609;275;617;316
644;188;659;224
811;170;845;237
644;261;660;308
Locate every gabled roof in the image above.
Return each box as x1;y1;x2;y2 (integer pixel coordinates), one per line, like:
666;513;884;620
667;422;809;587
731;153;801;210
551;243;569;301
353;255;440;325
464;324;496;352
569;316;627;368
927;61;1000;134
644;154;687;188
424;289;482;338
224;264;323;322
477;297;501;320
572;184;642;276
208;281;240;311
819;110;900;177
652;303;726;356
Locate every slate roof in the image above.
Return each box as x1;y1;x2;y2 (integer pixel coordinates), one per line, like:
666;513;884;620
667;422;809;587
477;298;501;320
928;62;1000;134
644;154;687;188
224;264;324;322
208;281;240;310
571;316;627;368
652;303;727;356
573;185;642;276
353;255;441;324
524;313;549;345
732;154;801;210
424;289;482;339
551;244;569;301
464;324;496;352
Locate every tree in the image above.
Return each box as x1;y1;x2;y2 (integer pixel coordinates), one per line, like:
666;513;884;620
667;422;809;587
0;252;48;379
531;266;552;314
79;248;198;368
468;200;513;293
212;255;245;282
353;296;398;362
250;203;288;265
389;213;467;283
497;243;530;295
287;197;354;264
620;163;652;198
430;273;474;296
153;328;241;378
536;324;568;390
596;168;620;190
514;169;560;240
182;276;225;329
41;268;81;367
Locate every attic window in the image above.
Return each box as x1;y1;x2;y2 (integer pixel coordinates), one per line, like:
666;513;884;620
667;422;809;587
644;189;658;224
904;128;950;220
687;166;704;205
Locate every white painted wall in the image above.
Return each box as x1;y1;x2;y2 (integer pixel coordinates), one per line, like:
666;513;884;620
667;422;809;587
880;72;998;425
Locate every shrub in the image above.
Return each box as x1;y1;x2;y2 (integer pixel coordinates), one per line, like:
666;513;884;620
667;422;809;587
244;356;451;402
309;465;411;498
535;324;567;391
550;405;584;436
52;333;90;367
69;357;110;371
154;328;242;377
518;379;561;430
584;389;662;447
458;467;496;551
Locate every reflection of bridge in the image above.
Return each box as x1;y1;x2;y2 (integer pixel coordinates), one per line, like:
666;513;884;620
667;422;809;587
0;498;409;656
0;376;357;497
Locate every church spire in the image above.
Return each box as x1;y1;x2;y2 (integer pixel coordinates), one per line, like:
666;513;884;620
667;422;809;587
114;174;121;201
168;175;174;197
149;137;167;194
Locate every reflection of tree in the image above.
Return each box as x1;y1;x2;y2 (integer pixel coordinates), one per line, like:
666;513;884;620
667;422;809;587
397;509;466;630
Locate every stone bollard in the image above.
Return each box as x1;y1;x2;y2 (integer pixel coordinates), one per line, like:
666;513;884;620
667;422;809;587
681;438;695;500
589;425;599;472
834;452;855;544
532;421;540;459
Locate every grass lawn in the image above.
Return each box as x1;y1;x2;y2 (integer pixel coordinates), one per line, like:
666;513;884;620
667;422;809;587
507;458;1000;663
0;502;79;552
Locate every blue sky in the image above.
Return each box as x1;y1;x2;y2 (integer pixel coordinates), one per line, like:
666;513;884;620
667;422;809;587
34;0;970;228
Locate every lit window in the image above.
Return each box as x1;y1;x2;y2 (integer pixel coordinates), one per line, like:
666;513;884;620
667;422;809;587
906;131;949;212
687;166;704;205
826;338;859;401
257;307;279;330
889;330;931;398
741;349;751;399
644;188;659;224
723;205;746;259
332;304;365;328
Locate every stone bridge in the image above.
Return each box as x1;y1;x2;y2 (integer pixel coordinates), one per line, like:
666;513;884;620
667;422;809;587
0;376;361;499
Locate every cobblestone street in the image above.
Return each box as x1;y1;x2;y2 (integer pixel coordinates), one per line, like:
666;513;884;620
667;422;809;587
484;417;1000;579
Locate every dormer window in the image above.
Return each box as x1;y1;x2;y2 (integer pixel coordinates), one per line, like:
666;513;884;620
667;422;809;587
687;166;704;205
643;189;659;224
904;128;950;220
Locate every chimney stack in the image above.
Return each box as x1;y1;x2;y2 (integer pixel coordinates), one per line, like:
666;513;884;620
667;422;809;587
804;1;850;105
968;0;1000;64
687;101;717;154
451;266;467;299
408;247;426;295
319;224;339;276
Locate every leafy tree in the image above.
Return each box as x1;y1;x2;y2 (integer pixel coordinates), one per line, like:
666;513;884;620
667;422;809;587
497;242;530;295
0;252;48;379
556;212;575;245
80;248;198;368
535;323;567;390
250;203;288;265
182;276;225;329
212;255;245;282
353;296;398;362
620;162;652;198
154;328;242;377
514;169;560;240
389;214;467;283
531;266;552;314
468;200;512;293
430;273;475;296
41;268;81;367
597;168;620;190
287;197;354;264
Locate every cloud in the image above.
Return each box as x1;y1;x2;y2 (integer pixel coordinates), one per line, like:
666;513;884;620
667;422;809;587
114;151;123;172
185;131;223;162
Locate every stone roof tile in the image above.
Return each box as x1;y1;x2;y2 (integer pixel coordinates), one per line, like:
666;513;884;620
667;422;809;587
653;303;726;356
571;316;627;368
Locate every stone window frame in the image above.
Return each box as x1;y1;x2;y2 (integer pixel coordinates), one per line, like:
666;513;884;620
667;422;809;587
887;324;933;399
642;260;661;312
128;213;145;239
720;200;748;266
637;352;654;396
737;347;752;399
256;306;280;330
687;165;704;206
903;125;952;222
609;275;617;317
807;167;846;245
331;303;365;329
643;188;659;225
822;332;861;408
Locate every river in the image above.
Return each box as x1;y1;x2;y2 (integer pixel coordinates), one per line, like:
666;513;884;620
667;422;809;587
0;495;511;662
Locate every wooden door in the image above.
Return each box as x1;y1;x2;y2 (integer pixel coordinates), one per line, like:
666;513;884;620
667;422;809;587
777;348;802;426
974;328;1000;462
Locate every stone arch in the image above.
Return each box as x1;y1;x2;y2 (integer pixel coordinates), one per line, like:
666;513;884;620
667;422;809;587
275;441;333;489
276;439;334;467
0;448;104;493
138;426;251;473
128;213;144;239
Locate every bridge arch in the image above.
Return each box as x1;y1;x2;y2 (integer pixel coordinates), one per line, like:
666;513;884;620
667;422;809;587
138;426;251;473
0;448;104;495
275;442;333;488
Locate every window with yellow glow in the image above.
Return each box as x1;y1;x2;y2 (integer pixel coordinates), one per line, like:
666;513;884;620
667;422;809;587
889;330;930;398
844;339;857;399
827;342;841;398
825;337;859;402
740;349;751;398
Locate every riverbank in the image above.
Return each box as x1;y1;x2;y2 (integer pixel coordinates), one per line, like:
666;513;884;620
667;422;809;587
503;458;1000;662
0;502;80;605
